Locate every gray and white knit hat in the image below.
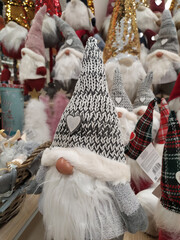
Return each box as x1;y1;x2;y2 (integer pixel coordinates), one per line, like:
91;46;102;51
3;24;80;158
110;68;133;112
54;15;84;54
149;10;179;55
52;37;126;162
133;72;159;112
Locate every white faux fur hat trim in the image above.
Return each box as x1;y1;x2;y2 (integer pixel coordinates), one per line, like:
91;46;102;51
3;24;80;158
21;48;45;64
41;147;130;185
155;201;180;233
133;106;160;120
147;49;180;62
115;107;137;123
56;47;83;61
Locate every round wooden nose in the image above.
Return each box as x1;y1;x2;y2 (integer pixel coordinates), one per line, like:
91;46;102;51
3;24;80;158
65;49;70;55
137;109;145;116
118;112;122;118
156;52;163;58
56;157;73;175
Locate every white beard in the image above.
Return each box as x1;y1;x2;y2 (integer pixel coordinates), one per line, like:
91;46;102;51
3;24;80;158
147;56;174;85
54;52;82;87
42;167;116;240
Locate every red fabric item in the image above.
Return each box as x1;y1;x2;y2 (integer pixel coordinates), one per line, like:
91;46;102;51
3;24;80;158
1;41;25;60
156;98;170;144
106;0;116;16
35;0;61;16
23;78;46;95
169;73;180;102
131;178;153;194
1;64;11;82
159;229;180;240
36;66;47;76
76;28;98;46
144;29;157;50
150;0;165;13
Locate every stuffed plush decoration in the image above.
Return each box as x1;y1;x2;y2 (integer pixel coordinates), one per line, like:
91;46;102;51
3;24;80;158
146;10;180;100
110;68;137;145
125;98;158;194
103;0;146;103
53;15;84;93
149;0;165;18
0;21;27;59
155;111;180;240
144;29;157;50
1;64;11;83
36;37;148;240
19;5;47;96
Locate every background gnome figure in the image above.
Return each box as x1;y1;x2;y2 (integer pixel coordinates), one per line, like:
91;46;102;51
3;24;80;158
155;111;180;240
19;5;47;96
38;37;148;240
53;15;84;95
110;67;137;145
125;99;157;194
146;9;180;101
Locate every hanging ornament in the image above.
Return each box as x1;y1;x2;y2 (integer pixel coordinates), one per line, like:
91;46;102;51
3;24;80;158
103;0;140;63
35;0;61;16
3;0;35;30
87;0;95;14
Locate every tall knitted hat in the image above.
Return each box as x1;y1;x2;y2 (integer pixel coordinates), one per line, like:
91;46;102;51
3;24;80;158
110;68;133;112
52;37;126;162
156;98;170;144
150;0;165;13
133;72;159;112
144;29;157;49
125;99;157;160
54;15;84;54
25;5;47;58
103;0;140;63
168;73;180;102
160;111;180;214
149;10;179;55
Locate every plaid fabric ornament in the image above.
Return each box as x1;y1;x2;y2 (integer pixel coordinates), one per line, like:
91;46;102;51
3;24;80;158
156;98;170;144
160;111;180;214
125;99;156;160
52;37;126;162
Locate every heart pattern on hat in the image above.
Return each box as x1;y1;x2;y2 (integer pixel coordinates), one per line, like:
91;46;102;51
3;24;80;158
161;38;168;45
115;97;122;104
140;97;146;103
67;115;81;133
130;132;136;141
155;0;162;6
66;38;73;46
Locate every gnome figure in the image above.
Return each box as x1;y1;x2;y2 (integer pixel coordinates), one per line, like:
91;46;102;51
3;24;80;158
155;111;180;240
53;16;84;94
19;5;47;96
103;0;146;103
125;99;158;194
146;10;180;100
133;72;160;141
110;68;137;145
38;37;148;240
154;98;170;157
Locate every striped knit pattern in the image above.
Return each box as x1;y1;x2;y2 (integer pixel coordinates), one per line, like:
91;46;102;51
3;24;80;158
125;99;156;160
160;111;180;214
156;98;170;144
110;68;133;112
52;37;126;162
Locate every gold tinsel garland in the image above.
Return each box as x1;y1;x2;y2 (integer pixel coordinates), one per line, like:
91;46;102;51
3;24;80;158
169;0;177;12
103;0;140;63
3;0;35;29
87;0;95;14
136;0;149;8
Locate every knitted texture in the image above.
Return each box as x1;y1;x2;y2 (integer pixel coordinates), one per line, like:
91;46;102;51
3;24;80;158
133;72;159;112
110;68;133;112
169;73;180;102
149;10;179;55
52;37;126;162
144;29;157;50
54;15;84;54
156;98;170;144
125;99;156;160
160;111;180;214
150;0;165;13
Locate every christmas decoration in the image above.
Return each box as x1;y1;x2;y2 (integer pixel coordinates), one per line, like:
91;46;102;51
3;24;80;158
35;0;61;16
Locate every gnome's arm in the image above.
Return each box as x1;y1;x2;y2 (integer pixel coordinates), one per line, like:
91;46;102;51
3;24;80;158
109;182;148;233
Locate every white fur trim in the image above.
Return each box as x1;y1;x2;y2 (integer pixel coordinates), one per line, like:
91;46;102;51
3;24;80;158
41;147;130;184
155;201;180;233
147;49;180;62
133;106;160;120
56;47;83;61
168;98;180;112
21;48;45;63
100;15;111;41
42;14;57;37
115;107;137;123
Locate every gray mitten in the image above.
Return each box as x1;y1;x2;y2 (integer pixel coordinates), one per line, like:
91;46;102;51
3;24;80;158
109;182;148;234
